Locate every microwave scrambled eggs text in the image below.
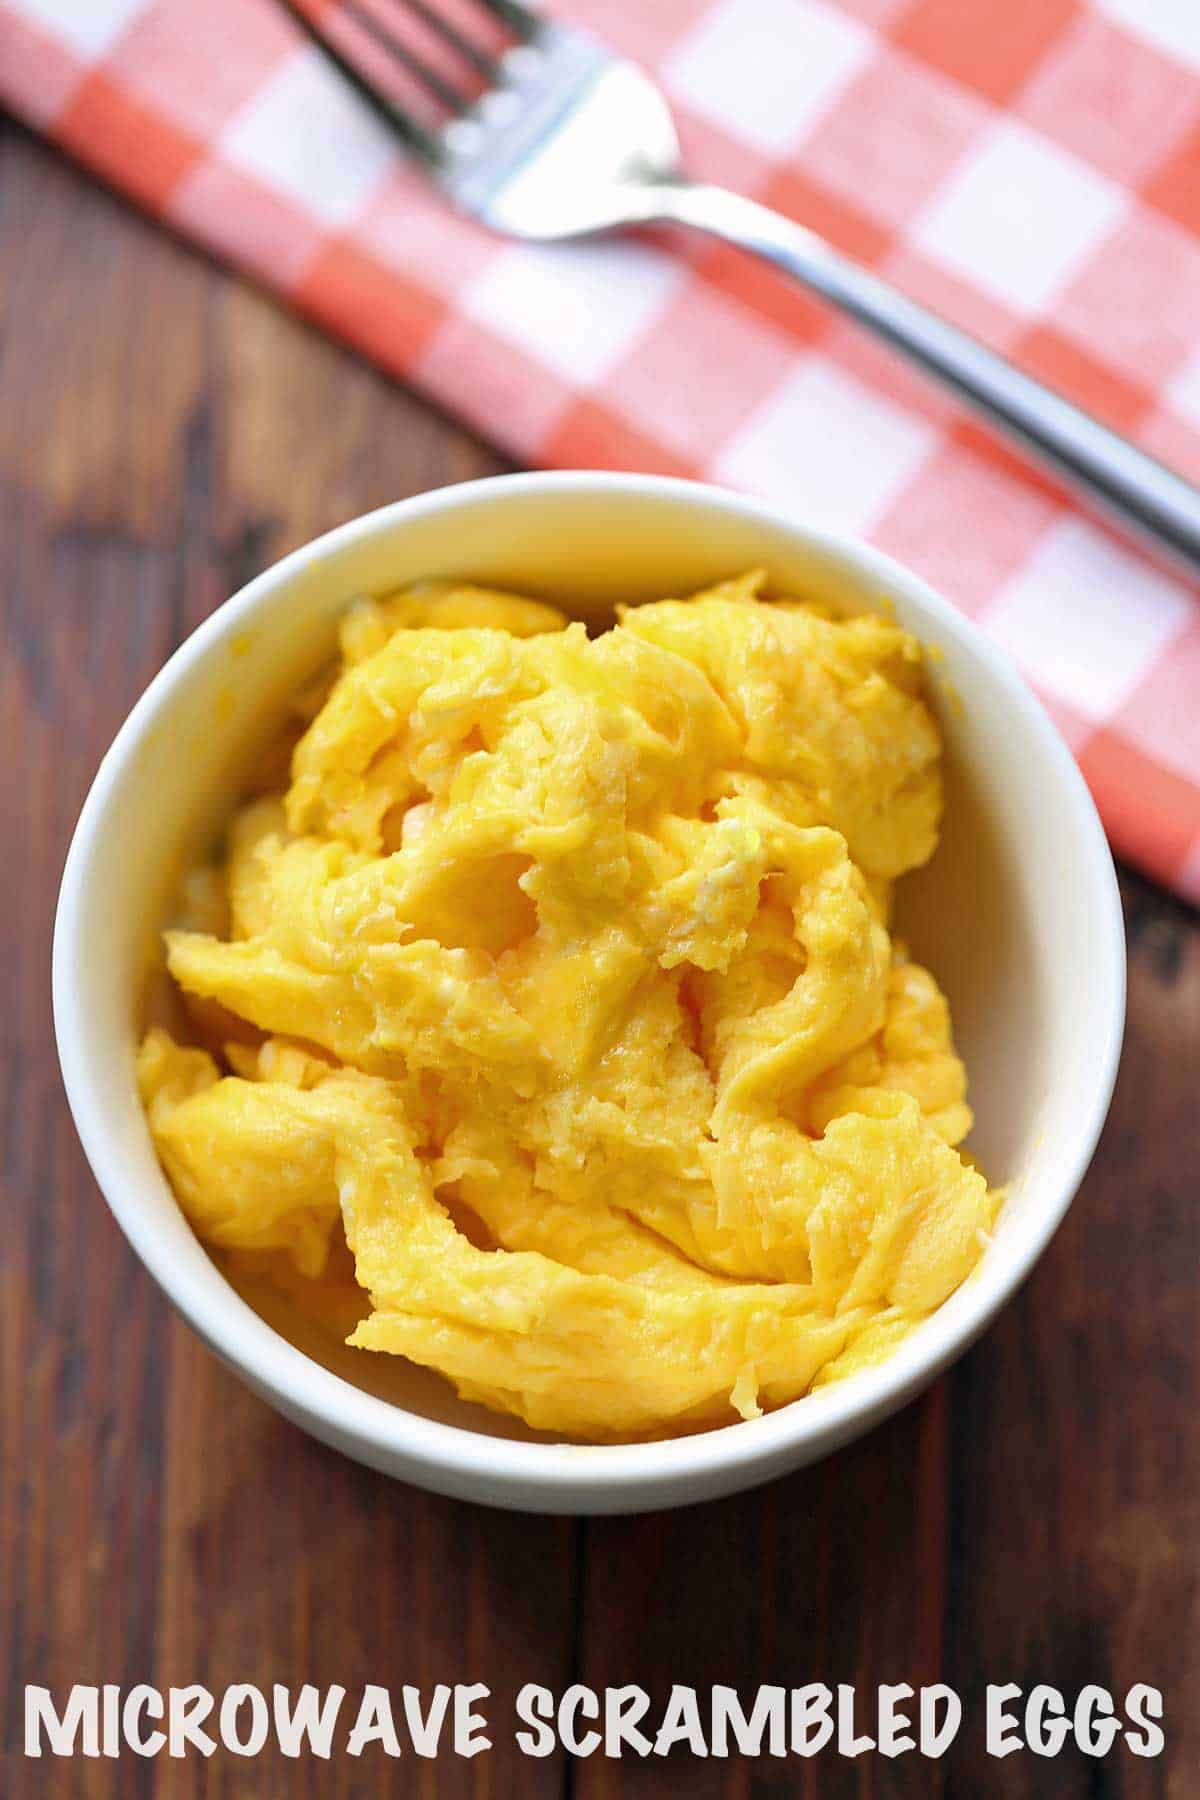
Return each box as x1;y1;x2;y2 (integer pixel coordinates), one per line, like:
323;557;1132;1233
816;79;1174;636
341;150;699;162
139;573;999;1438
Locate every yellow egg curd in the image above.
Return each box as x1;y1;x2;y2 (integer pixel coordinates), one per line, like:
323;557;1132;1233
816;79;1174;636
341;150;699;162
139;571;999;1439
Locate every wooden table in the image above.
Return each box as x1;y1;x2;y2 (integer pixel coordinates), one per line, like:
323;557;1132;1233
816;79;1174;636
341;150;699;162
2;120;1196;1798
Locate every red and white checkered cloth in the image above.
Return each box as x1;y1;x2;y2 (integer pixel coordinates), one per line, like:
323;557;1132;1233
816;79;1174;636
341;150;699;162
3;0;1199;896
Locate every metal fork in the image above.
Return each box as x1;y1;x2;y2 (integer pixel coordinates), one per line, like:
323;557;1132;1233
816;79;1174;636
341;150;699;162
280;0;1200;576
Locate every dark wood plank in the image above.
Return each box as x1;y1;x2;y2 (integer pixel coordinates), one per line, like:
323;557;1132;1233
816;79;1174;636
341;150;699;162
2;120;1196;1800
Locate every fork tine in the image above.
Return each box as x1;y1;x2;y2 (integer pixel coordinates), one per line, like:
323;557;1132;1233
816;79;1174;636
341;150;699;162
394;0;501;79
338;0;472;111
275;0;445;163
468;0;541;45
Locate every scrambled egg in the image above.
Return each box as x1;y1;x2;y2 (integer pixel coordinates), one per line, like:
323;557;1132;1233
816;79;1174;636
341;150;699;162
139;572;999;1439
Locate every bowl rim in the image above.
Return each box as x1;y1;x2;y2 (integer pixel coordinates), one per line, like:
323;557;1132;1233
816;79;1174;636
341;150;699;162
53;470;1126;1507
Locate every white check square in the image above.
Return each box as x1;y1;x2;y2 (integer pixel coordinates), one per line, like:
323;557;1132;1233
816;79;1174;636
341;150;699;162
219;46;399;227
910;119;1125;313
1093;0;1200;74
982;518;1193;720
713;357;937;530
1166;350;1200;433
662;0;874;156
16;0;147;55
457;237;684;385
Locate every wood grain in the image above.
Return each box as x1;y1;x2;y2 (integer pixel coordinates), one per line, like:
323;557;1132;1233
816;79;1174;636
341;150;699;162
1;121;1195;1799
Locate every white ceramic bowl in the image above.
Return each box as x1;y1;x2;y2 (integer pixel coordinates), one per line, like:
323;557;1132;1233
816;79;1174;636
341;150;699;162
54;473;1124;1513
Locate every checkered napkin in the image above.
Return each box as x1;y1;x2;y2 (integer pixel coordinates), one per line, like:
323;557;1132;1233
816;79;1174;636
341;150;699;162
4;0;1199;896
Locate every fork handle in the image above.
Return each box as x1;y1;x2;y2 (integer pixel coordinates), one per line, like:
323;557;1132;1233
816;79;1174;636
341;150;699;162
647;181;1200;577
